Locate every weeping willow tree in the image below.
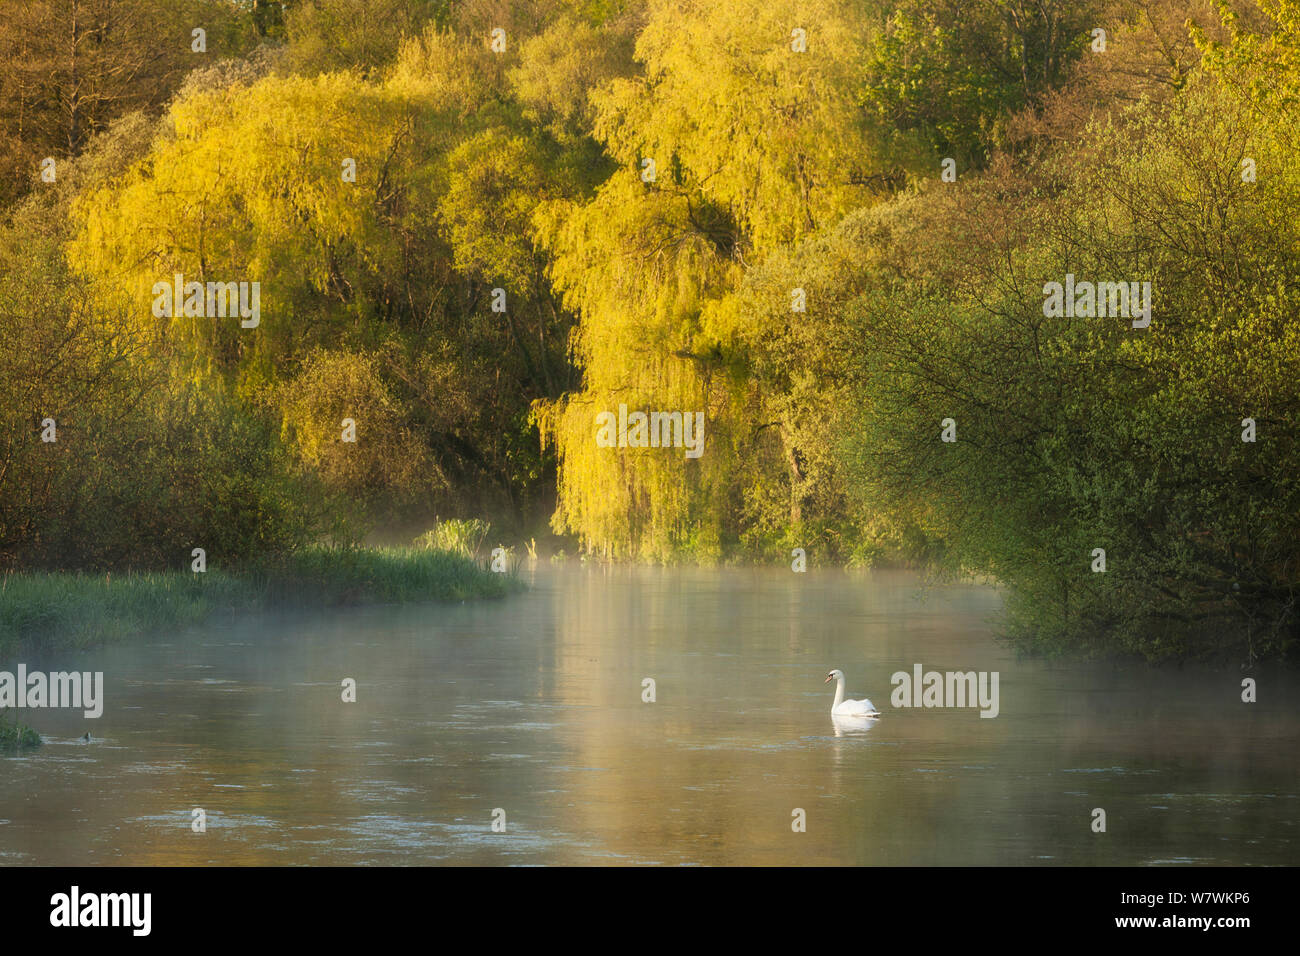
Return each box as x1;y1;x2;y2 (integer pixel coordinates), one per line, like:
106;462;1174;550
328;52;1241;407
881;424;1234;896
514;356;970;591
64;26;598;530
532;0;878;560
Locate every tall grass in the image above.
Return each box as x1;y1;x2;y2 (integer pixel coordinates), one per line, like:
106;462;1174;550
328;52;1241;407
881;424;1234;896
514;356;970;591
414;518;491;559
253;545;519;604
0;545;521;656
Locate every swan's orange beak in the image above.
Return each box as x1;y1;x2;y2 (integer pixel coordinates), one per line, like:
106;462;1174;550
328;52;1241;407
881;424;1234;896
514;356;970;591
824;674;833;683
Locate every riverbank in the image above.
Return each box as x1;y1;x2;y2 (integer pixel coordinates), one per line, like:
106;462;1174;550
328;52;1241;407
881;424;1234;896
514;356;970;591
0;546;522;657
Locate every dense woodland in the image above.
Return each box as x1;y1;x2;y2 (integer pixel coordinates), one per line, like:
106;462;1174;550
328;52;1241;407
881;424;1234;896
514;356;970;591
1;0;1298;663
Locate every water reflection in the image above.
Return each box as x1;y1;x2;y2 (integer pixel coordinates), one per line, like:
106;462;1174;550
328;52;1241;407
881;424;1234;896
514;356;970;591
831;714;879;737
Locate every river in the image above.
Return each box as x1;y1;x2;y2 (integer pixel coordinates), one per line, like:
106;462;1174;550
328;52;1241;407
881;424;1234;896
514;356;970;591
2;566;1296;865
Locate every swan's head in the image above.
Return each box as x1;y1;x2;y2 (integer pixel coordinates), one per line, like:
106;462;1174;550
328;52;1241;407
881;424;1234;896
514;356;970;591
825;668;844;684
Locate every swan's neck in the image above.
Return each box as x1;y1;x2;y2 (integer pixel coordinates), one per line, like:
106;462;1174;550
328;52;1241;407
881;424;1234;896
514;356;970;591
833;678;845;709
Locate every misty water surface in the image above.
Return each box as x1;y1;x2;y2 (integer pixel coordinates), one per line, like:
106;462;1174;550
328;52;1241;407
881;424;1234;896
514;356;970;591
2;566;1296;865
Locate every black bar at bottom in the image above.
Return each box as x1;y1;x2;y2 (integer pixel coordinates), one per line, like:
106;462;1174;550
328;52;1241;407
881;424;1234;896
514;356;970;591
0;865;1282;942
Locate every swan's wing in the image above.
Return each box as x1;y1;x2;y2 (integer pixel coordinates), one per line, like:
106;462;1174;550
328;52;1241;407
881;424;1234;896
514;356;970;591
833;697;879;716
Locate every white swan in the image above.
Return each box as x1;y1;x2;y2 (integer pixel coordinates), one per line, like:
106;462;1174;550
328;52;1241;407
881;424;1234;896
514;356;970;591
825;669;879;717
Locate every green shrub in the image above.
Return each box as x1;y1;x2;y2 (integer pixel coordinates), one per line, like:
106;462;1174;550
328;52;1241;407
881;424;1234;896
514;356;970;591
0;710;42;752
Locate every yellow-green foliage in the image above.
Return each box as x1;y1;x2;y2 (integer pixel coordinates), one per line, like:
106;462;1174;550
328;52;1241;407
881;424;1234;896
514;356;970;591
69;72;419;371
533;0;879;560
591;0;871;250
533;172;740;559
1194;0;1300;108
279;349;440;500
61;24;591;532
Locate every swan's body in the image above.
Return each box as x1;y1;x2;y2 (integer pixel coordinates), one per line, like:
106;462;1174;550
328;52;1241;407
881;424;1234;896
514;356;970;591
825;669;879;717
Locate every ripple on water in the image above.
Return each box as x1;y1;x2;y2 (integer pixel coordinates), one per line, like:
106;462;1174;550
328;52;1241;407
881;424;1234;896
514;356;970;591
325;820;633;864
339;783;421;801
481;753;541;762
1143;857;1214;865
1148;792;1262;805
117;761;192;775
1061;767;1161;775
460;700;525;710
132;811;281;831
551;765;611;773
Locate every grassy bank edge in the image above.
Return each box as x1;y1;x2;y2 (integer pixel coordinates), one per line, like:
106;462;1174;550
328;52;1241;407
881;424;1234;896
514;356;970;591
0;545;524;659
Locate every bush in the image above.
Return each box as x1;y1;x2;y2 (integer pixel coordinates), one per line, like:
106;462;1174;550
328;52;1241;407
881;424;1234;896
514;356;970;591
0;709;43;752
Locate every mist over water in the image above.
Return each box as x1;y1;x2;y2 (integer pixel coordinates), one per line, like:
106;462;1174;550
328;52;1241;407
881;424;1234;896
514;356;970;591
2;566;1295;865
